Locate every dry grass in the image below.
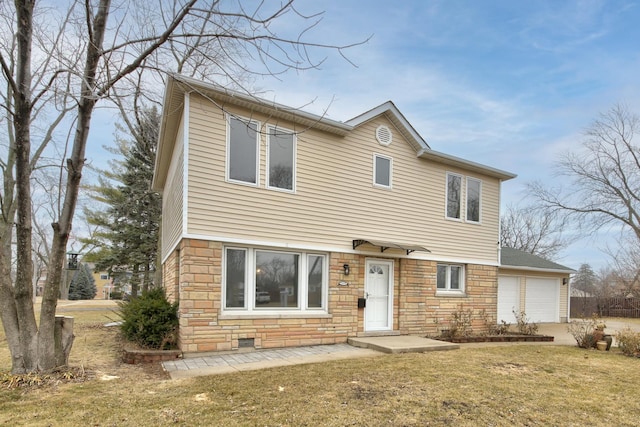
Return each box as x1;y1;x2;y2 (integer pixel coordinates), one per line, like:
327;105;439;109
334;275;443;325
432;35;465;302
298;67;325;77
1;305;639;426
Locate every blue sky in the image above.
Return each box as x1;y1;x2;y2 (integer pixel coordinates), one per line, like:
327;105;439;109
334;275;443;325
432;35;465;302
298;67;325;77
249;0;640;270
86;1;640;270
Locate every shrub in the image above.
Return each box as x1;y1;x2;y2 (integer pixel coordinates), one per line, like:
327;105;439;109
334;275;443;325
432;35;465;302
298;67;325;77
119;287;178;349
439;305;474;338
513;310;539;335
567;315;606;349
616;327;640;357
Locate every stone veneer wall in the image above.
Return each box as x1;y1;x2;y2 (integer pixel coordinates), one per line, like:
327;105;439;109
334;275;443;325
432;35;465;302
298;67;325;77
169;238;498;354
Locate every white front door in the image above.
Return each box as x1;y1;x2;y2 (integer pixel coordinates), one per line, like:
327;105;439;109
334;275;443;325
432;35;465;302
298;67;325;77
364;259;393;332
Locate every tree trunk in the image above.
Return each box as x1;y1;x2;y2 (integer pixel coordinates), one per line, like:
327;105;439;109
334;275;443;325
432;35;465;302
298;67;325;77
131;263;140;297
9;0;39;374
54;316;75;367
37;0;111;372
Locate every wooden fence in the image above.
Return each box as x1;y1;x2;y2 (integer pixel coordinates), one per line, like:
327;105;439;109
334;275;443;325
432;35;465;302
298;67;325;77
571;297;640;318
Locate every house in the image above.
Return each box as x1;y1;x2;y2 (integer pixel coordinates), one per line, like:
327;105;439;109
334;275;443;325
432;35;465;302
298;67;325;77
152;74;567;355
498;248;575;324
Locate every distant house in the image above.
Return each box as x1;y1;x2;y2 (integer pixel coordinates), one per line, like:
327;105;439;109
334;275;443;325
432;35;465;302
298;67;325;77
90;268;113;300
152;74;572;355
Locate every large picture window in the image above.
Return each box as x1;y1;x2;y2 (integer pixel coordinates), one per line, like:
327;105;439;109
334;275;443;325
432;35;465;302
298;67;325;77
446;173;462;219
466;177;481;223
267;127;295;191
223;247;327;312
227;116;259;185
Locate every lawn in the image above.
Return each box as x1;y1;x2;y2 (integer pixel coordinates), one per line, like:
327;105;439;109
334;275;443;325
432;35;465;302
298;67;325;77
0;305;639;426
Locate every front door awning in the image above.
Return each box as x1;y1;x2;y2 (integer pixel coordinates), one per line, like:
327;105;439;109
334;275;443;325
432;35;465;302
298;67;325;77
353;239;431;255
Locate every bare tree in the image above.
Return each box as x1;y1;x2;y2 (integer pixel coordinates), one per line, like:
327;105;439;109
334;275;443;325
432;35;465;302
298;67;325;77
0;0;361;373
530;104;640;242
604;237;640;297
500;203;574;260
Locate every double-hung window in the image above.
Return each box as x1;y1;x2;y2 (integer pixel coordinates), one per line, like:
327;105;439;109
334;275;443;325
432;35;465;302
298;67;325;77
436;264;465;294
267;126;296;191
373;154;392;188
446;173;462;220
224;247;327;312
466;177;481;223
227;115;259;185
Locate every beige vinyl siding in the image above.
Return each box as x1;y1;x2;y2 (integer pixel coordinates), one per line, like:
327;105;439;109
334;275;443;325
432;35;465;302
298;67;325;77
161;117;185;260
186;93;501;264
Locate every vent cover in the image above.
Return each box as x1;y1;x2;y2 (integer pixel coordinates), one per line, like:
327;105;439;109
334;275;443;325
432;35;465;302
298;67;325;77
376;125;392;146
238;338;255;348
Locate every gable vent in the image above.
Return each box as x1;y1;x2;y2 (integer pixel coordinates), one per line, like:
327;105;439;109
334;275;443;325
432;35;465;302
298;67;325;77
376;125;392;146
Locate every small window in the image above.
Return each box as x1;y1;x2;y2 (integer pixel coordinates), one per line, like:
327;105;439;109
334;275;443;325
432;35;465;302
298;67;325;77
466;178;481;223
227;116;259;185
446;173;462;219
100;274;108;280
267;127;295;191
436;264;465;293
374;154;392;188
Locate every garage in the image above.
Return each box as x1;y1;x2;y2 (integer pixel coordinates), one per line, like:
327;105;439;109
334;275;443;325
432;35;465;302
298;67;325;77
499;247;575;324
524;277;560;323
498;275;561;324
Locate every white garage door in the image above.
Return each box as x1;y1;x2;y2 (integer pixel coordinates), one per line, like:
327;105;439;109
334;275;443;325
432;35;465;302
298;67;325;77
497;276;520;324
525;278;560;323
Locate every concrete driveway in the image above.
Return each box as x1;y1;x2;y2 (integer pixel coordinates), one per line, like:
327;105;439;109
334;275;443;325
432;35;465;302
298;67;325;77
537;318;640;346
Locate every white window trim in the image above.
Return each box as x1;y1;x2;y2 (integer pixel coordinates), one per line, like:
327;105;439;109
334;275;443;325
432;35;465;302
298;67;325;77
445;172;463;221
222;246;328;314
225;114;260;187
266;125;296;193
373;153;393;189
466;177;482;224
436;263;466;296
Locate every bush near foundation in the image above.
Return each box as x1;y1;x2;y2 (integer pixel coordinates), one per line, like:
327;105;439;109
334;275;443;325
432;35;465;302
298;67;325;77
616;327;640;357
119;287;178;349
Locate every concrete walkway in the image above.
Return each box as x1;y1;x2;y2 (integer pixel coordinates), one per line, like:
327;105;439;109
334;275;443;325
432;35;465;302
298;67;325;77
162;336;455;379
163;344;382;379
162;320;640;379
348;335;459;353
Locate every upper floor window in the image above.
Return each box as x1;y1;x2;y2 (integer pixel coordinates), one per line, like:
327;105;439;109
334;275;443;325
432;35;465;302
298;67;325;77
446;173;462;219
267;127;296;192
466;177;481;223
436;263;464;294
374;154;392;188
227;115;259;185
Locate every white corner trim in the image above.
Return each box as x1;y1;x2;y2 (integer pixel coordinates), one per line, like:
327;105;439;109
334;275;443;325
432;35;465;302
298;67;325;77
182;92;190;236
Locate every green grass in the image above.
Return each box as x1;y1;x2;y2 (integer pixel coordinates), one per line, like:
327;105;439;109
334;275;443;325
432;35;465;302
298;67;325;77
0;306;639;426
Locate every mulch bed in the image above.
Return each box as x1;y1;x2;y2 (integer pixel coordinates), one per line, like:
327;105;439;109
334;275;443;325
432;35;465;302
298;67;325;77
435;335;554;343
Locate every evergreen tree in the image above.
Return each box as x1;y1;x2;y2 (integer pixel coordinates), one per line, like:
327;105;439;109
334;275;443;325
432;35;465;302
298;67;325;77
573;263;596;296
68;263;97;300
83;107;161;297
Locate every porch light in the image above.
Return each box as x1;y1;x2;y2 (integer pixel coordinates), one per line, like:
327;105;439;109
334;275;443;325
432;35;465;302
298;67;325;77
562;278;568;286
343;264;350;276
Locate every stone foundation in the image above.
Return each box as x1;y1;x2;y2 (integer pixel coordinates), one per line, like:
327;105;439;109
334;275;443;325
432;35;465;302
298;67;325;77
164;239;499;354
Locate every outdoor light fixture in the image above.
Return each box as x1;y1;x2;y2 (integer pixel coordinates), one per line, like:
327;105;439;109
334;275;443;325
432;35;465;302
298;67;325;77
562;278;568;286
343;264;350;276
